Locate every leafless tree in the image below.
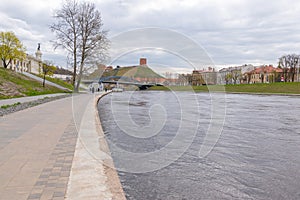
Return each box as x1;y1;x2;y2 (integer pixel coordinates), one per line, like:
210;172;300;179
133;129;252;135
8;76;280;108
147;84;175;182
50;0;109;91
231;69;242;84
50;0;79;87
278;54;300;82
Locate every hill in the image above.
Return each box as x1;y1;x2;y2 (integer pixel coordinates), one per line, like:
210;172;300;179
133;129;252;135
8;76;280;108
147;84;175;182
102;65;163;79
0;68;69;99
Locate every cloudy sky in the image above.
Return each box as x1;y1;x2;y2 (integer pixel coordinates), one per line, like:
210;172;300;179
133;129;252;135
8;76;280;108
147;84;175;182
1;0;300;74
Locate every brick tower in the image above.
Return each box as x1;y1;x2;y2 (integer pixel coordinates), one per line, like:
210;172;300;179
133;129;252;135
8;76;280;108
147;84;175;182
140;58;147;66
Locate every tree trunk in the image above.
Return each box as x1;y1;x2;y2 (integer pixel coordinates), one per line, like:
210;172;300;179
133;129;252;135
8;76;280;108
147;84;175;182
43;74;46;87
72;62;77;88
75;62;84;92
2;59;11;69
72;41;77;88
291;67;295;82
2;60;8;69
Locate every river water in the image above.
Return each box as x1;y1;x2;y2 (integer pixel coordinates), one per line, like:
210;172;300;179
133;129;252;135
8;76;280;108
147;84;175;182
98;91;300;200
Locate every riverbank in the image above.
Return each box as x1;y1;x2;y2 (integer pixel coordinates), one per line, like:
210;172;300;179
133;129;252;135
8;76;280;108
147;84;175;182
95;92;126;200
65;92;126;200
0;68;71;99
149;82;300;95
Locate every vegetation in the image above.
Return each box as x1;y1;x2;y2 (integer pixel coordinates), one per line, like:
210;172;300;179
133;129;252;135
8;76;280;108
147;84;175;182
0;31;26;69
50;0;109;91
223;82;300;94
34;74;73;90
32;69;73;90
102;65;162;79
150;82;300;94
41;61;56;87
278;54;300;82
1;102;21;109
83;64;106;80
0;68;69;99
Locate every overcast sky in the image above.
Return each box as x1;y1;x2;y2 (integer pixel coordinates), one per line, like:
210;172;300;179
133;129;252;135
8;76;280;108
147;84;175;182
1;0;300;73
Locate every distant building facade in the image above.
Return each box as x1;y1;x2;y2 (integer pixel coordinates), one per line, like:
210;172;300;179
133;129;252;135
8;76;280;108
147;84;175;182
0;44;42;74
246;65;283;83
192;67;217;85
218;64;255;85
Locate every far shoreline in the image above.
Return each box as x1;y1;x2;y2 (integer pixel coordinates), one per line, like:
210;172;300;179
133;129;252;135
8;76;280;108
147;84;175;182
148;82;300;96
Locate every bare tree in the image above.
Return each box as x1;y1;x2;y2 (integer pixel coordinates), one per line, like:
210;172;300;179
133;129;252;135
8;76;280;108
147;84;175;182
278;54;300;82
50;0;79;87
231;69;242;84
50;0;109;91
75;2;109;91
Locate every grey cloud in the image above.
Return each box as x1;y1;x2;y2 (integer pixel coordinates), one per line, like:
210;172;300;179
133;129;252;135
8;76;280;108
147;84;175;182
1;0;300;70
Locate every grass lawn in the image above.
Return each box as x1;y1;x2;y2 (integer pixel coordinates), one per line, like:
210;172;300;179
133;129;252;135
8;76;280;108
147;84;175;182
150;82;300;94
33;73;74;90
0;68;70;99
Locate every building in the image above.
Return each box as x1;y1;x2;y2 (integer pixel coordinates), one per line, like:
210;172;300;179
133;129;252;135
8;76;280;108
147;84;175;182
247;65;283;83
192;67;217;85
104;66;113;72
218;64;255;85
140;58;147;65
0;44;42;74
178;74;192;86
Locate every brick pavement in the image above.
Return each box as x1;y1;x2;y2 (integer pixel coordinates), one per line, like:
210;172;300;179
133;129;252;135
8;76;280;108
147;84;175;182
0;93;125;200
27;121;77;200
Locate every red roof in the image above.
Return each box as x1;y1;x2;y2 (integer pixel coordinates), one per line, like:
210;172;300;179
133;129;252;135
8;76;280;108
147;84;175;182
251;65;282;74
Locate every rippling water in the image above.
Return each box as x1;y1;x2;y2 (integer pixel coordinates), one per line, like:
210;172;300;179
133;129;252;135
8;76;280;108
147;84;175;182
98;91;300;200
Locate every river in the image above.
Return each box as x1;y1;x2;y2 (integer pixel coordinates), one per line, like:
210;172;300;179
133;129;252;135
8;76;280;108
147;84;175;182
98;91;300;200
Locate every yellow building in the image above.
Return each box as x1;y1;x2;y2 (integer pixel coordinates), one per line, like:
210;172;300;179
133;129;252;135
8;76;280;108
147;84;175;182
247;65;283;83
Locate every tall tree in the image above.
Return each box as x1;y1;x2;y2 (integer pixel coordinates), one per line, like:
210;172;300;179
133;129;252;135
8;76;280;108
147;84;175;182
231;69;242;84
225;73;232;84
50;0;79;87
50;0;109;92
0;31;26;69
75;2;109;91
278;54;300;82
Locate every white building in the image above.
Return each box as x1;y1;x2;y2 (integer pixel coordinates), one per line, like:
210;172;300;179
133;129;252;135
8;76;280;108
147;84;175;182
0;44;42;74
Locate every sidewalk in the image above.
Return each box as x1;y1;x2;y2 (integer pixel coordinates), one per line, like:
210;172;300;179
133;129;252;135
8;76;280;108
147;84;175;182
0;93;68;107
0;93;125;200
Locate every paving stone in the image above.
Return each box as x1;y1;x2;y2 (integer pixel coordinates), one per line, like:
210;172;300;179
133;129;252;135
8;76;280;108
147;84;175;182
53;191;65;197
35;181;47;186
27;193;42;199
52;197;65;200
27;121;77;200
39;174;49;179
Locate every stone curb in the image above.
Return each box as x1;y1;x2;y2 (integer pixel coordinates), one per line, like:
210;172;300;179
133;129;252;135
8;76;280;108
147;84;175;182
65;92;126;200
94;92;126;200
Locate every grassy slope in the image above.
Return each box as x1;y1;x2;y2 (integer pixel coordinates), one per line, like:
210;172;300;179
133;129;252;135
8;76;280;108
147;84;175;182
102;65;163;79
0;68;69;99
33;73;73;90
134;66;163;78
150;82;300;94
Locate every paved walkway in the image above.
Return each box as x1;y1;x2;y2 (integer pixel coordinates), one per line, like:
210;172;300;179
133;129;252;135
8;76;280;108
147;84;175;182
0;93;68;107
0;93;125;200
